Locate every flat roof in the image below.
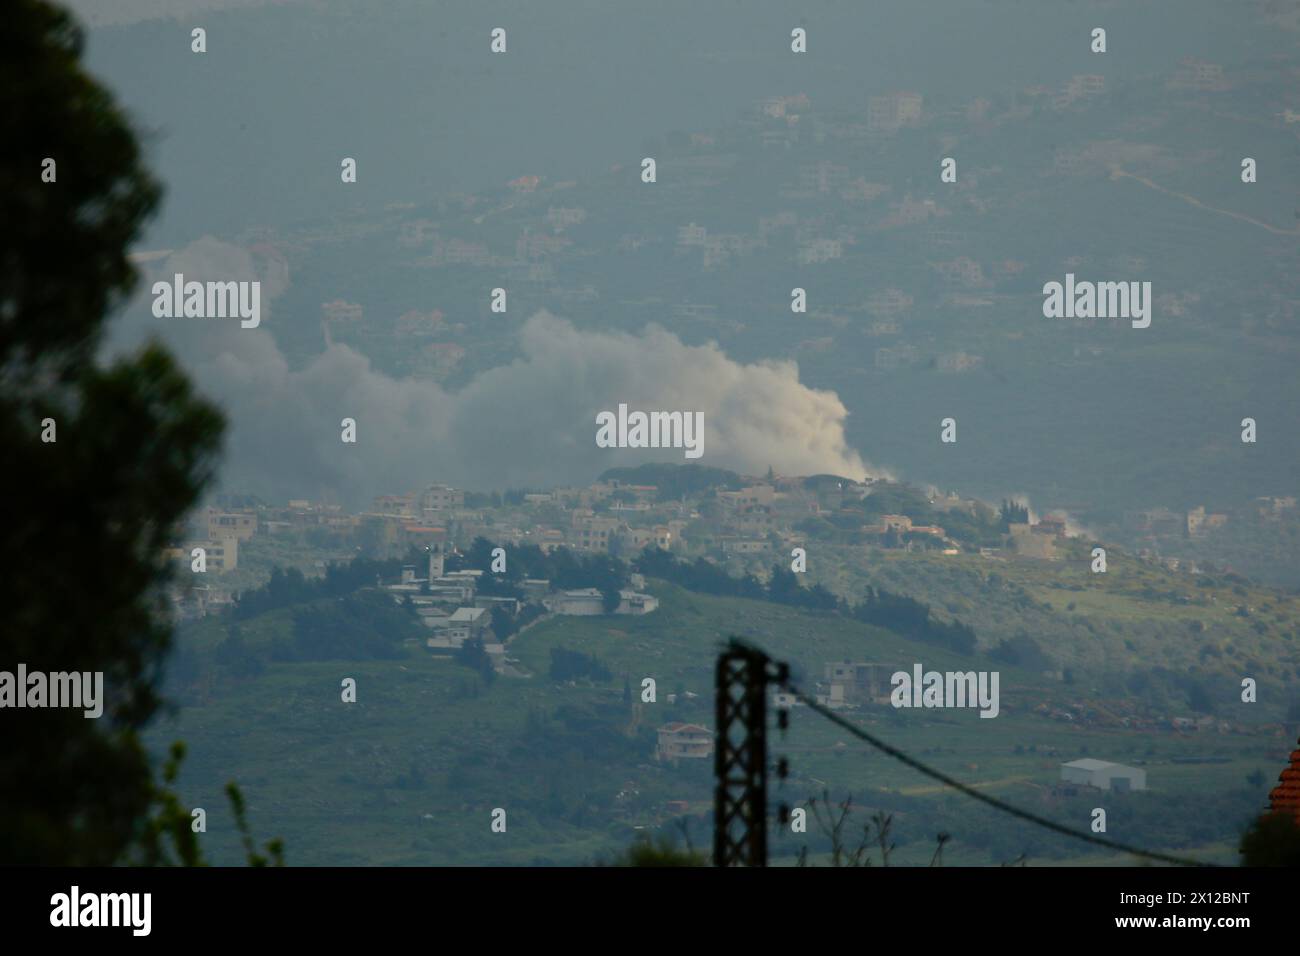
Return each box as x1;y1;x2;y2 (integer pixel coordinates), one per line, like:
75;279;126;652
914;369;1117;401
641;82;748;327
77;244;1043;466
1062;758;1137;772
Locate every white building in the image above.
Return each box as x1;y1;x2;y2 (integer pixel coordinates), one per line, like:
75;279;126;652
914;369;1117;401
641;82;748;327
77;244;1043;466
616;591;659;615
547;588;606;616
1060;759;1147;792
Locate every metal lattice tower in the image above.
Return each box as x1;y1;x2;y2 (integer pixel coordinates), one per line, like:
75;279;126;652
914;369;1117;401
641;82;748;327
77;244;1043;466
713;640;782;867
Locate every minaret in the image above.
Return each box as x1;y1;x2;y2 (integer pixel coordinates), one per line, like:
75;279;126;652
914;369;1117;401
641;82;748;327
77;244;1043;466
428;543;445;581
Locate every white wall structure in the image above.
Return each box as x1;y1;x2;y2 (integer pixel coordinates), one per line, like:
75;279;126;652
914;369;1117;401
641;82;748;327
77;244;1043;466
1060;759;1147;792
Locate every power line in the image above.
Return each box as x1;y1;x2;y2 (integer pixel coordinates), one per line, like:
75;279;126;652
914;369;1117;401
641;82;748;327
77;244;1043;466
782;680;1215;868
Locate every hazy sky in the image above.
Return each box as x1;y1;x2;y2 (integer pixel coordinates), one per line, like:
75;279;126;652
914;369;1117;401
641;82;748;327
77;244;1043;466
75;0;1296;244
73;0;1300;507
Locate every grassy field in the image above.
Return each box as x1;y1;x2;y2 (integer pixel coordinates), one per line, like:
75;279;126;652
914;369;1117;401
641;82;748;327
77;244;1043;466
151;579;1294;866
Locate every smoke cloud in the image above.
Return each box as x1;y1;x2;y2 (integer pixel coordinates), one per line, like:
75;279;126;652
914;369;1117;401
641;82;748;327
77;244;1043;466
111;238;879;506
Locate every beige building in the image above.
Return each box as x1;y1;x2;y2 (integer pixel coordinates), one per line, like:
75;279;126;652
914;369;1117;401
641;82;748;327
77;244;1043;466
206;510;257;541
656;723;714;762
1008;523;1057;560
420;484;464;514
165;537;238;572
818;661;890;709
570;512;622;553
719;485;777;509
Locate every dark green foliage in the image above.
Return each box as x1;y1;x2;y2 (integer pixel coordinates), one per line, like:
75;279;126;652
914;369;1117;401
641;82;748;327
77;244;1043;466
273;590;418;662
1000;499;1030;528
130;743;204;867
1;1;226;865
231;553;420;619
859;483;935;519
454;636;496;685
1186;679;1217;715
489;603;518;640
224;780;285;867
989;632;1054;671
446;537;627;595
549;646;612;683
854;587;978;655
768;564;840;611
634;548;765;599
937;501;1003;548
1239;812;1300;867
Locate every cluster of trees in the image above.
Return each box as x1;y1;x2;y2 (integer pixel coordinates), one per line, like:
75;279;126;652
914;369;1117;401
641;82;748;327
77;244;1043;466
272;590;419;662
454;636;497;685
789;481;1007;550
853;587;978;655
635;548;764;598
489;602;546;641
549;646;613;683
633;547;980;651
449;537;626;601
633;548;839;610
767;564;841;611
230;554;421;620
988;632;1055;671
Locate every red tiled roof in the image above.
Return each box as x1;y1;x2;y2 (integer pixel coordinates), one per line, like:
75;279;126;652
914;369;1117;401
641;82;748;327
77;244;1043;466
1267;740;1300;825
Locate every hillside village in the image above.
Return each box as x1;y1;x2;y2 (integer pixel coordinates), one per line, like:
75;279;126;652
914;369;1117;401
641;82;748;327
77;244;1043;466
157;467;1300;864
163;463;1300;736
168;470;1064;618
168;464;1287;616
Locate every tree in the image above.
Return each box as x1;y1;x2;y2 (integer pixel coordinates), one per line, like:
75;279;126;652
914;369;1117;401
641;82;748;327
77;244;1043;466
1000;499;1030;528
1;1;225;864
489;603;518;641
1239;812;1300;867
455;637;497;685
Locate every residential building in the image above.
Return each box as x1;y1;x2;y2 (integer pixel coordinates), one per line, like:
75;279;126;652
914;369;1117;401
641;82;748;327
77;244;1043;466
819;661;890;709
616;591;659;615
867;91;923;133
165;537;238;572
420;484;464;514
206;510;257;542
656;723;714;761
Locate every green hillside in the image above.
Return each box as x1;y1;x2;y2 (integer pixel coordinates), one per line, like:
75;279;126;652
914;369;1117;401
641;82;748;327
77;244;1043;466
153;579;1290;866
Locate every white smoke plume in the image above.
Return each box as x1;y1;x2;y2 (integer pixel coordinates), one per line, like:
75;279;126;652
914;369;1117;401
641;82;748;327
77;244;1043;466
110;238;880;506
